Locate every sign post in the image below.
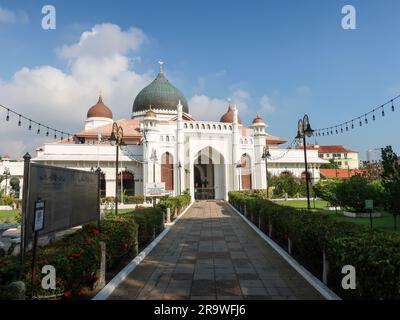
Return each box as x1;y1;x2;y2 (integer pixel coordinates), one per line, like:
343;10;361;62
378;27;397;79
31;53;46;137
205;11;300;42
365;199;374;229
31;199;45;298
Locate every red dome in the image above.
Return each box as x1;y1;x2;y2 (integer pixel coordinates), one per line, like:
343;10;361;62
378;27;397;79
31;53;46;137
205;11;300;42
252;114;264;124
87;95;113;119
220;105;242;124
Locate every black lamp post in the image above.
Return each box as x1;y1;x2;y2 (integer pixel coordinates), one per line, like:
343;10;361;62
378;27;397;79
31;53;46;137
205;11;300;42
109;122;125;216
178;161;182;195
296;114;314;210
3;167;10;196
261;145;271;198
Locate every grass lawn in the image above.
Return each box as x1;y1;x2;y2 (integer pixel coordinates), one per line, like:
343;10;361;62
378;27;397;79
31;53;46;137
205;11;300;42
275;199;399;233
0;210;20;223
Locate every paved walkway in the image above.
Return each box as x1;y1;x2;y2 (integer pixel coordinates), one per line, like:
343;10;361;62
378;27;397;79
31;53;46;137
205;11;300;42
108;201;323;300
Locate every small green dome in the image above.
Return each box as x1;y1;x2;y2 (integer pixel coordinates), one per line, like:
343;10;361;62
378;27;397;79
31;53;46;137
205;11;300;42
132;72;189;116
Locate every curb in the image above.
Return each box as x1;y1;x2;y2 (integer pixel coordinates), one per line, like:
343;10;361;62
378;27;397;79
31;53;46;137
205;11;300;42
92;202;194;300
227;202;341;301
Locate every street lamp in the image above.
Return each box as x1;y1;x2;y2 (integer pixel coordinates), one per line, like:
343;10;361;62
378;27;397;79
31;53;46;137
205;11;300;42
109;122;125;216
178;161;182;195
3;167;10;196
261;145;271;198
149;149;158;207
296;114;314;210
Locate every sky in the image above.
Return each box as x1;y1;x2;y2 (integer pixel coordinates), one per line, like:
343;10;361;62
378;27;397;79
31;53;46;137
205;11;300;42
0;0;400;160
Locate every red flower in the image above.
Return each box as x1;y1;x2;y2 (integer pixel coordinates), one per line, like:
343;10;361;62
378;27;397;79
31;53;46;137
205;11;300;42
56;277;62;284
64;290;72;298
122;243;128;249
71;252;81;258
91;228;100;236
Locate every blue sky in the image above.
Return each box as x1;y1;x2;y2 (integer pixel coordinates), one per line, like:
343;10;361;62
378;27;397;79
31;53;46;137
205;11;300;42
1;0;400;159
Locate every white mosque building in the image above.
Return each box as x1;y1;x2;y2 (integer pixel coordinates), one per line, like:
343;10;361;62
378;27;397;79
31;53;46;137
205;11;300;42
27;63;326;201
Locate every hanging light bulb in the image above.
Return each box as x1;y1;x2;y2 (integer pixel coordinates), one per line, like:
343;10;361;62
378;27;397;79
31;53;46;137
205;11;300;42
351;121;354;129
46;127;49;136
54;131;57;139
382;106;385;117
346;124;349;131
18;115;21;126
28;120;32;130
372;113;375;121
6;109;10;121
392;100;395;112
37;124;40;134
341;127;343;133
365;117;368;124
336;128;338;134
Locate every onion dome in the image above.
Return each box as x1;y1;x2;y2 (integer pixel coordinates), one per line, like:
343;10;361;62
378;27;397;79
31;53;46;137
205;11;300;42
220;105;242;124
132;61;189;116
87;95;113;119
252;114;264;124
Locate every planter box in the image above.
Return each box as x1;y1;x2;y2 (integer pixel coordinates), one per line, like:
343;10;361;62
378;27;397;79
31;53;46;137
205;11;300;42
343;211;382;218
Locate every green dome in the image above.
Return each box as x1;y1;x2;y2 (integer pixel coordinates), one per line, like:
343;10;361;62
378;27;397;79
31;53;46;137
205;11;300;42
132;72;189;116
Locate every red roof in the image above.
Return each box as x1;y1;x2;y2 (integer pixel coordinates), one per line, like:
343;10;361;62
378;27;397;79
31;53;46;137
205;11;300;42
320;169;366;179
305;145;357;153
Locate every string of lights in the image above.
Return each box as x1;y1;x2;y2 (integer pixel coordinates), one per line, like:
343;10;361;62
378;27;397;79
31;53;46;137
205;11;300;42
1;103;74;141
314;94;400;137
269;139;296;160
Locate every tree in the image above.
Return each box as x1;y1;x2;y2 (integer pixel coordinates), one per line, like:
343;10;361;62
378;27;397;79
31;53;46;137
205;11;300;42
380;146;400;230
320;159;340;169
313;179;341;213
335;175;384;213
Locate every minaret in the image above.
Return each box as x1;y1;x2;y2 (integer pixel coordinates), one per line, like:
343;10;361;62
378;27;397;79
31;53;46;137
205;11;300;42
251;114;268;190
142;105;160;187
232;102;241;190
176;100;185;195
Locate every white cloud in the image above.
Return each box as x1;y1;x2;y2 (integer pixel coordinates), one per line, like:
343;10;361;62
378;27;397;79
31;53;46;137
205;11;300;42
57;23;147;59
0;6;28;24
259;95;276;114
189;95;228;121
0;23;151;158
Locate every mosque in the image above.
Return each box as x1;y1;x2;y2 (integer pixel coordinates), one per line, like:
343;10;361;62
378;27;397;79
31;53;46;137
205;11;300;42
32;62;326;201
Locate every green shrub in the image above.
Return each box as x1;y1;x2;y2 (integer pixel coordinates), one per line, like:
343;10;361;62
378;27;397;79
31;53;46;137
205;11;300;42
336;175;384;212
228;191;400;300
124;196;144;204
158;194;191;219
118;207;164;250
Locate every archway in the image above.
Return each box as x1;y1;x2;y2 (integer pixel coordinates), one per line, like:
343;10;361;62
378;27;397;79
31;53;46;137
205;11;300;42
240;153;252;190
161;152;174;192
117;171;135;197
193;146;225;200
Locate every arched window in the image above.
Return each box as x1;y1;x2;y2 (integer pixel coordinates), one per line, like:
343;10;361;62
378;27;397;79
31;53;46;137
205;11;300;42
201;124;205;129
161;152;174;191
184;123;188;128
240;153;252;190
196;124;200;129
166;136;170;142
117;171;135;197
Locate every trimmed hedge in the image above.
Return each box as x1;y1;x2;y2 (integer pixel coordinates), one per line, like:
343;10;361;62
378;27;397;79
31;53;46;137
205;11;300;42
229;190;400;300
0;206;165;299
158;194;191;220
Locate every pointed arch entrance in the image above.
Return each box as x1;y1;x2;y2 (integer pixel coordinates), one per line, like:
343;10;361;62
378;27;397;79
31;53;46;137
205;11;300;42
161;152;174;192
193;146;226;200
240;153;252;190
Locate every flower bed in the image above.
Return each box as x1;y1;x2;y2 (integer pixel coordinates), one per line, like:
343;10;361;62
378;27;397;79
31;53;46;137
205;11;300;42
0;206;165;300
229;190;400;300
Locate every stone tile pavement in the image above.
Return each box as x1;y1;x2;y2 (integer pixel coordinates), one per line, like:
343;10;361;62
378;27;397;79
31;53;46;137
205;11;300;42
108;201;324;300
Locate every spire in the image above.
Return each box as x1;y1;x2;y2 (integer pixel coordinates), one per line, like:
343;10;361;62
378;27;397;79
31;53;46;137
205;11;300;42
158;60;164;74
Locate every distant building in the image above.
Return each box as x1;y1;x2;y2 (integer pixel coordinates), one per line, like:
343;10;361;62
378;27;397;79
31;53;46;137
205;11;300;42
306;145;359;170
